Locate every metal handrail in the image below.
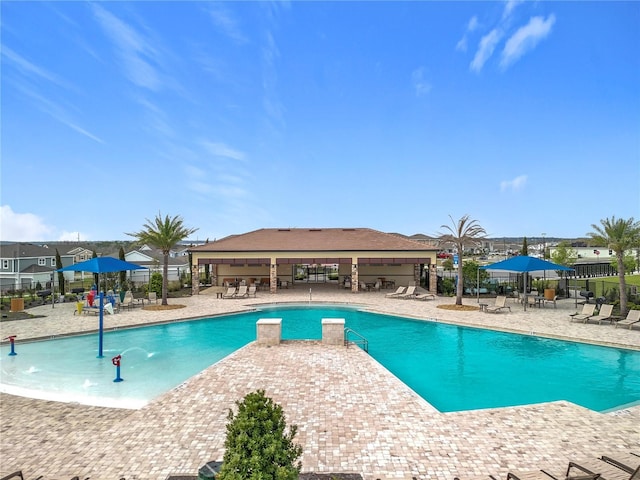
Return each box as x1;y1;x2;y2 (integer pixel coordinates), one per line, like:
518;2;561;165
344;327;368;353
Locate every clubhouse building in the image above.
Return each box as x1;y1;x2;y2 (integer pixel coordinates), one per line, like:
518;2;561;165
189;228;439;294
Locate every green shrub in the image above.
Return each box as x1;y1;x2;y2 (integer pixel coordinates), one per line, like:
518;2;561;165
440;277;455;296
218;389;302;480
149;272;163;296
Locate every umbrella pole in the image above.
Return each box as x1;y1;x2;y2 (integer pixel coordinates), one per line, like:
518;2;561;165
524;274;527;311
98;291;104;358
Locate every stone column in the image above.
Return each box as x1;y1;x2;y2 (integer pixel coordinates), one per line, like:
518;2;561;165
430;263;438;295
351;262;358;293
414;264;421;287
211;264;218;288
322;318;345;346
191;263;200;295
270;261;278;294
256;318;282;346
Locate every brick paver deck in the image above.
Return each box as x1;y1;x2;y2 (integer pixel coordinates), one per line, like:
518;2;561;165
1;286;639;480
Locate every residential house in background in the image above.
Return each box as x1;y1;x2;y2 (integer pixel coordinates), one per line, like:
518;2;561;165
125;244;190;286
0;242;75;292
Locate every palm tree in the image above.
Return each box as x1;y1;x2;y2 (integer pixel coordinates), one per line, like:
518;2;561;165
438;214;487;305
127;214;198;305
587;216;640;315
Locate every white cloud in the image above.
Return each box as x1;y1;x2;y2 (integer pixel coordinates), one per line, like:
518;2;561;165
455;16;479;52
0;205;53;241
207;3;248;44
470;29;503;73
502;0;524;20
58;231;87;242
92;4;162;91
411;67;432;97
201;141;246;161
2;46;70;89
500;175;528;192
500;15;556;69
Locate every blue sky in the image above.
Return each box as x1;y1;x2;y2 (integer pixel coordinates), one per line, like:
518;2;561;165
1;1;639;242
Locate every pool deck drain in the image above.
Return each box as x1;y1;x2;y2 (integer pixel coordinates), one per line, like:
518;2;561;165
1;287;639;479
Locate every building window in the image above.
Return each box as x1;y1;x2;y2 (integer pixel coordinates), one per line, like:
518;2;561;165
2;260;8;269
51;258;56;267
38;258;46;266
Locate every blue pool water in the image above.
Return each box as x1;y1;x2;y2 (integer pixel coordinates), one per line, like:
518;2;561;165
1;305;639;411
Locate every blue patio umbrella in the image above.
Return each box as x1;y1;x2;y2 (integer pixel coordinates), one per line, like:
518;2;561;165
480;256;574;310
58;257;147;357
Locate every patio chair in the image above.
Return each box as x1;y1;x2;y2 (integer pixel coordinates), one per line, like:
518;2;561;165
248;285;257;297
235;285;249;298
567;458;639;480
148;291;158;304
222;287;236;299
545;295;559;309
0;472;25;480
601;452;640;475
485;295;511;313
585;304;614;324
385;286;406;298
569;304;596;322
414;292;436;301
120;290;135;310
614;310;640;329
397;285;417;299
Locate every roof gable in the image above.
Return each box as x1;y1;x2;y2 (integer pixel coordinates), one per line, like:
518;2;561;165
190;228;437;252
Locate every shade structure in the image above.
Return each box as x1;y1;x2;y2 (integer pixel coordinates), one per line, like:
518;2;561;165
57;257;146;357
57;257;146;275
480;256;574;310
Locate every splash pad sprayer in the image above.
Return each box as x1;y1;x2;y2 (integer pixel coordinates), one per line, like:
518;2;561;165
112;354;123;382
4;335;17;356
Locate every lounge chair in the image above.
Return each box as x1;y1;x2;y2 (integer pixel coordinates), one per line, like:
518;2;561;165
120;290;135;310
614;310;640;329
485;295;511;313
385;286;406;298
601;452;640;475
222;287;236;299
397;285;417;299
585;304;614;324
235;285;249;298
414;292;436;301
248;285;257;297
567;458;640;480
569;304;596;322
1;472;25;480
505;470;578;480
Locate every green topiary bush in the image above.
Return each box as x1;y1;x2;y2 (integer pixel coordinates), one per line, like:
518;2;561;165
218;389;302;480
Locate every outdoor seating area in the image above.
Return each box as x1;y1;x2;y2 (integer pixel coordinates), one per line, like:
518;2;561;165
500;451;639;480
1;285;638;480
485;295;511;314
382;285;437;301
615;310;640;330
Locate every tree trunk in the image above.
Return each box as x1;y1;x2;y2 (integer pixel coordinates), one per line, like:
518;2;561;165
456;258;464;305
162;252;169;306
617;252;628;315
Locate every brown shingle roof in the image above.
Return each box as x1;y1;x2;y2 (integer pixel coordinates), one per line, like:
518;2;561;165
190;228;437;252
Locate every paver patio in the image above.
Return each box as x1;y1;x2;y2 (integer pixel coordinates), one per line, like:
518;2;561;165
1;286;639;480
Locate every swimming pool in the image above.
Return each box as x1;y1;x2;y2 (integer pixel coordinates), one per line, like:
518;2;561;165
1;305;639;411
